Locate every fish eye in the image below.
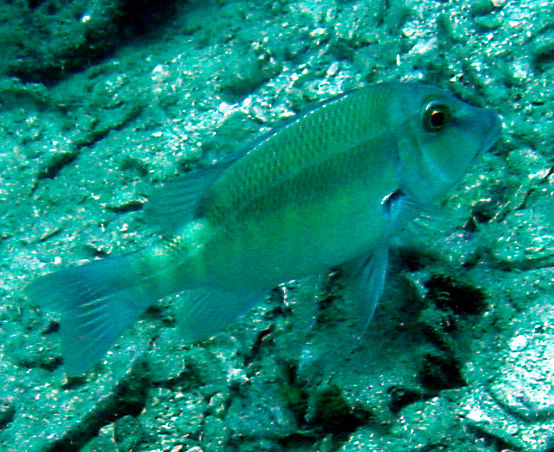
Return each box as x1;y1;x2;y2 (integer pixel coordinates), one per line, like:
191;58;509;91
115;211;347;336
423;101;451;132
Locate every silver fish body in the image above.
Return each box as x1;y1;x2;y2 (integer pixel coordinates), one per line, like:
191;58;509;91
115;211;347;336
26;83;501;375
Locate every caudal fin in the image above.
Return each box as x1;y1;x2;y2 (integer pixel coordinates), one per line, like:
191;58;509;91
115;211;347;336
25;254;154;376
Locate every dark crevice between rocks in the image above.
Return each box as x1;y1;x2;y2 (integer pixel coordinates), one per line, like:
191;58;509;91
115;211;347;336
277;432;324;450
242;325;274;367
388;353;466;412
311;384;369;434
33;102;144;188
396;246;433;272
390;273;487;406
388;385;426;414
278;371;371;451
27;0;47;9
280;362;309;427
533;37;554;72
36;149;79;180
117;0;181;36
425;274;487;316
105;199;145;214
9;0;183;86
43;361;150;452
315;271;350;328
418;351;466;392
310;385;371;450
0;401;16;429
276;361;322;449
416;274;486;354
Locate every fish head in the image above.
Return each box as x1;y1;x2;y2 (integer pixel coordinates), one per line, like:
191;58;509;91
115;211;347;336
392;84;501;205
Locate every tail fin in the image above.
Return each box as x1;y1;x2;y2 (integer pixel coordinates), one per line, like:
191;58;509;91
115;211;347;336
25;254;154;376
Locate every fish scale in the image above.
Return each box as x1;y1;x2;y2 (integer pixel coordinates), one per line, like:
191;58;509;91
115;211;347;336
201;89;388;222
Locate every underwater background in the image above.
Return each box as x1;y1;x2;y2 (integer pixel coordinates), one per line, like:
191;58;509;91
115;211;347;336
0;0;552;451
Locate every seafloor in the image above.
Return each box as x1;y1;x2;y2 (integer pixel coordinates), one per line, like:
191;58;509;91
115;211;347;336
0;0;552;451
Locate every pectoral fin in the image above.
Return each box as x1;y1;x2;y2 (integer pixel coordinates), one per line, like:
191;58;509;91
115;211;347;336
339;244;389;334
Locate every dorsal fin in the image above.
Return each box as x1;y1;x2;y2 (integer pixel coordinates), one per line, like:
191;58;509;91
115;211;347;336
143;153;242;233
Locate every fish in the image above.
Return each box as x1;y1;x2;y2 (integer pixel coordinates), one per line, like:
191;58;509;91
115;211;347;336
25;82;501;376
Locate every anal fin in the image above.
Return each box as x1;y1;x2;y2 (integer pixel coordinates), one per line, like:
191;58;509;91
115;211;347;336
177;288;265;343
